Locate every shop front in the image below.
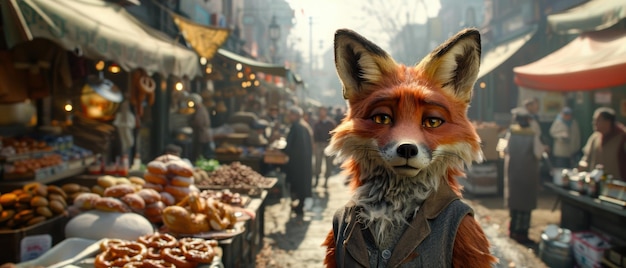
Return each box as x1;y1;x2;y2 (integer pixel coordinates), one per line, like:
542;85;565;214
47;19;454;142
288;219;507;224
512;2;626;265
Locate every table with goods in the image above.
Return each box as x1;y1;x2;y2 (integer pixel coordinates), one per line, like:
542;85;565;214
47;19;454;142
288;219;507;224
544;165;626;268
0;150;276;267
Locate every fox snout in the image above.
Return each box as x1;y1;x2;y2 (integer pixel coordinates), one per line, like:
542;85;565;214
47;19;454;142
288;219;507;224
396;143;418;159
381;141;432;177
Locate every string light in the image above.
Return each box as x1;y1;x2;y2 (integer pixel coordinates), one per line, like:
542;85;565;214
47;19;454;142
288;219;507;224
175;82;184;91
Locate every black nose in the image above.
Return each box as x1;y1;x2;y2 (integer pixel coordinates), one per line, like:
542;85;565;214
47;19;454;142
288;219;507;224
397;144;418;158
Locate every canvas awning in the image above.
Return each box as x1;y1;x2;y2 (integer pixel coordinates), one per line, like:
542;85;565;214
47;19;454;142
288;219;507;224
477;27;536;79
2;0;202;78
217;48;289;77
513;29;626;91
548;0;626;35
170;12;230;60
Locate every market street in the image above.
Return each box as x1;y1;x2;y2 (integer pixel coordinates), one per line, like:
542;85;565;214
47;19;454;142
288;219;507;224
258;173;556;268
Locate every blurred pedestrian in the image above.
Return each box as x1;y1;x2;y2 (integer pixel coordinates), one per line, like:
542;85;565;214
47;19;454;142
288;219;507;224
521;97;548;150
578;107;626;179
189;93;214;162
333;106;345;125
503;108;544;244
283;106;314;216
313;107;337;187
549;107;581;168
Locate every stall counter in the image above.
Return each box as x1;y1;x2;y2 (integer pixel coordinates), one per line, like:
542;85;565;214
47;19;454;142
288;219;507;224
545;182;626;245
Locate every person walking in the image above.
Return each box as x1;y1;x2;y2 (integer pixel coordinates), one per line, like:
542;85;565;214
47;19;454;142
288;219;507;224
189;93;214;162
503;108;544;244
549;107;581;168
283;106;314;216
312;107;337;187
578;107;626;180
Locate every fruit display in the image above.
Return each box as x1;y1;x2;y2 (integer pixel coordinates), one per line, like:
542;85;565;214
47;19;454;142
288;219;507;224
0;182;70;230
95;232;220;268
162;192;238;235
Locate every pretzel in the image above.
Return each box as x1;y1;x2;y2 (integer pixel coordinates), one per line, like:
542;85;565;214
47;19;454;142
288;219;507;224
161;247;195;268
179;237;216;263
137;232;177;249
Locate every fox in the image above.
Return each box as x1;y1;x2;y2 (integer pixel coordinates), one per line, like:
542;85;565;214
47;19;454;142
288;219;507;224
322;28;498;267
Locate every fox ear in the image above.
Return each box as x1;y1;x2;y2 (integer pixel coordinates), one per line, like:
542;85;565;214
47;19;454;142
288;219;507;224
417;28;481;104
334;29;397;100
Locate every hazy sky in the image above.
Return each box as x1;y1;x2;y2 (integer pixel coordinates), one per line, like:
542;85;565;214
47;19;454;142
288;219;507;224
285;0;441;62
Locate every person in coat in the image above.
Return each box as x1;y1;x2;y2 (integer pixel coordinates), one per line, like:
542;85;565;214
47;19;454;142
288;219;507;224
503;108;544;244
189;93;214;162
283;106;314;216
549;107;581;168
579;107;626;180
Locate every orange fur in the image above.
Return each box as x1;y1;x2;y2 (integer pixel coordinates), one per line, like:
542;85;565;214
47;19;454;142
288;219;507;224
323;28;496;267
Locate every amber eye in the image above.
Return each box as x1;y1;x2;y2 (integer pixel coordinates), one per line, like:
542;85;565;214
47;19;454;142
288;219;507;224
423;117;444;128
371;114;392;125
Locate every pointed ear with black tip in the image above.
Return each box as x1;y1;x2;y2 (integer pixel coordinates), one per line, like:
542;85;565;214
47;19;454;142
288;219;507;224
334;29;397;100
416;28;481;104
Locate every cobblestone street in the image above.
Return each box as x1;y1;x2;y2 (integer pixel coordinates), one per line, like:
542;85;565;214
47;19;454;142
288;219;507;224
257;173;560;267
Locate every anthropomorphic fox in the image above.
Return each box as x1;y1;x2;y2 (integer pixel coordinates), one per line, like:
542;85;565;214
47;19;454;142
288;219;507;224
322;28;498;267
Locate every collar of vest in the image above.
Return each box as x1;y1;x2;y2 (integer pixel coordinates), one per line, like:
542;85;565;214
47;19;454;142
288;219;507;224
343;180;461;267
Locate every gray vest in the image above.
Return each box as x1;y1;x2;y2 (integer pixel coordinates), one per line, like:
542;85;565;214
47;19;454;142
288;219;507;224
332;199;473;267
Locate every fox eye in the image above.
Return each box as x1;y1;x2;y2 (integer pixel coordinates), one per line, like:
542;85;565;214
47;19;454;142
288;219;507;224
423;117;444;128
371;114;392;125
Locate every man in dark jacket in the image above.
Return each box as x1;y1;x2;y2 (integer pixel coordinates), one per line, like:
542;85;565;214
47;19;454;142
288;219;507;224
283;106;313;216
313;107;336;187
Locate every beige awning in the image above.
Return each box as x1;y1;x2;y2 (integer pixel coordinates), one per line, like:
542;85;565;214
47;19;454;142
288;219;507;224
170;13;230;60
548;0;626;35
477;27;536;79
217;48;289;77
3;0;202;78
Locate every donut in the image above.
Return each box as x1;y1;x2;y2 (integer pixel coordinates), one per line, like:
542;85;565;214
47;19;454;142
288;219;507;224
144;172;168;185
91;185;105;196
17;192;33;204
48;199;66;214
146;161;168;175
170;176;193;187
120;193;146;211
0;209;15;223
46;185;68;199
73;193;101;210
128;176;145;186
143;201;165;218
166;161;194;177
136;188;161;204
0;193;17;207
154;154;181;163
23;182;47;196
94;197;131;213
61;183;82;194
27;215;47;226
29;196;49;207
48;194;67;207
142;182;164;192
36;206;53;218
103;184;136;198
97;175;118;188
159;192;176;206
14;209;35;224
164;185;190;199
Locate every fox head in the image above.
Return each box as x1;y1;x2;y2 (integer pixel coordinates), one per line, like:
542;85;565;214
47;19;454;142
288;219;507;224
327;28;483;202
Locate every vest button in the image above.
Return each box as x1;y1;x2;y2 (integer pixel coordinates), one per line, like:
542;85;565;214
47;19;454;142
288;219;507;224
382;249;391;259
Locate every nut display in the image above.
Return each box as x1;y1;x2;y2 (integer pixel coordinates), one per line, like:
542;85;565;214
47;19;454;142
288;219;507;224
194;161;271;188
